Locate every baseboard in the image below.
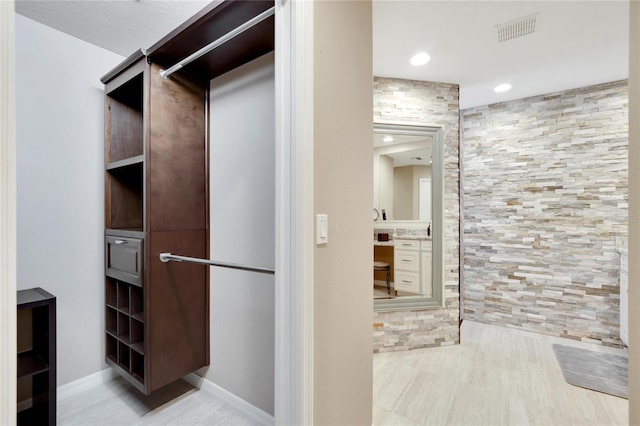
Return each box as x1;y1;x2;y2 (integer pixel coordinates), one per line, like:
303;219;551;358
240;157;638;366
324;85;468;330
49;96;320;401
183;373;275;425
57;368;117;401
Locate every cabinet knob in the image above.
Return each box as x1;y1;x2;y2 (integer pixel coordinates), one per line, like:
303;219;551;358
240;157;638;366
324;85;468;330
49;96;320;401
114;240;128;245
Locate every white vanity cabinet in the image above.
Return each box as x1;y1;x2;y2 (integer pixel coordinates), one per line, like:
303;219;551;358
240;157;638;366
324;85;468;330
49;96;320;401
394;239;432;295
421;240;432;297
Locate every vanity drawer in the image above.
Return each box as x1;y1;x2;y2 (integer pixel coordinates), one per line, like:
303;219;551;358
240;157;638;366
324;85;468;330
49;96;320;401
394;250;420;272
395;271;420;293
395;239;420;250
106;236;143;286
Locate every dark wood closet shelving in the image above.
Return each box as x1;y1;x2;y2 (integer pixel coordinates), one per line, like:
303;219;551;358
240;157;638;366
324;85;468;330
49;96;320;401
146;0;274;83
106;155;144;171
17;288;56;426
17;352;49;378
101;0;274;396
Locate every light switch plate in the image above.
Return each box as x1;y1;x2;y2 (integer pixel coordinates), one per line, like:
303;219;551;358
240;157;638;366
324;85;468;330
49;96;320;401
316;214;328;245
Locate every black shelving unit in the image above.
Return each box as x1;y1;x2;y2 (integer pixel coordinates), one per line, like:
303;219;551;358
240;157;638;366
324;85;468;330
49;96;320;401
17;287;56;426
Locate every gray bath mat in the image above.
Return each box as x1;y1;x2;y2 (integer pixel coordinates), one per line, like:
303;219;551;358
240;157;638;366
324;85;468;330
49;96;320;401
552;344;628;399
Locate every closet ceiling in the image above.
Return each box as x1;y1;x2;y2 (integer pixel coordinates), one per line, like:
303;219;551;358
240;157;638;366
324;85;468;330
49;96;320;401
16;0;629;109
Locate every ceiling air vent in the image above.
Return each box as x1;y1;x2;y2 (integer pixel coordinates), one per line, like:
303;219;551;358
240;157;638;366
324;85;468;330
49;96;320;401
494;12;539;43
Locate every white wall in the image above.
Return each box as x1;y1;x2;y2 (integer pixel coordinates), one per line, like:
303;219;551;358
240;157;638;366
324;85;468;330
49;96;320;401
15;14;123;386
393;166;413;219
378;154;394;219
207;52;275;415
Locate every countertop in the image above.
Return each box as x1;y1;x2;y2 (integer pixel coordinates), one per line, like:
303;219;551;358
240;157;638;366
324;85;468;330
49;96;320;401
374;236;432;246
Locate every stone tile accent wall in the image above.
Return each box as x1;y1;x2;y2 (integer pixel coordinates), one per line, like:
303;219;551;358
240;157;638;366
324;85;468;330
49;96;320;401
373;77;461;352
461;80;628;347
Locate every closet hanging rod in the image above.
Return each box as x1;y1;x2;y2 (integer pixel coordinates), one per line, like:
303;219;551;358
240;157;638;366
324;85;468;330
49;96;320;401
159;6;276;79
159;253;275;275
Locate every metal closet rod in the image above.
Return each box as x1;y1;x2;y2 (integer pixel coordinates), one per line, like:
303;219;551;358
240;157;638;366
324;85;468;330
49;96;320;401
159;6;276;79
159;253;275;275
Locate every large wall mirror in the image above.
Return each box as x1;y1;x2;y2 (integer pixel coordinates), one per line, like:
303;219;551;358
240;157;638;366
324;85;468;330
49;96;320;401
373;124;444;311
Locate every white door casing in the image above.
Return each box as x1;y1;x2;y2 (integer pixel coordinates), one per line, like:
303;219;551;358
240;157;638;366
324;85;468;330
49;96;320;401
274;0;314;424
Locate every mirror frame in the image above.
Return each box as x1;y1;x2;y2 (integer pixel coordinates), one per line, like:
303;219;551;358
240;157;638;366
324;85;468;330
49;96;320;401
373;123;444;311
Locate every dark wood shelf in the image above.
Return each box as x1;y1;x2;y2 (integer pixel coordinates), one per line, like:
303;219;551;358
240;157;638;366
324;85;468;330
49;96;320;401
130;342;145;355
17;351;49;378
101;50;145;85
106;155;144;171
105;228;145;239
17;288;55;308
145;0;274;82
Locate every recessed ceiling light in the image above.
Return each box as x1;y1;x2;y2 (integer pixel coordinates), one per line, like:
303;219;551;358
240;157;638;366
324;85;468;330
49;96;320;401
494;83;512;93
383;136;394;143
410;52;431;66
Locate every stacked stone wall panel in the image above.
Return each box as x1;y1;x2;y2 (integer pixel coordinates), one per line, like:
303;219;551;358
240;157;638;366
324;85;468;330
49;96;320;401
461;80;628;347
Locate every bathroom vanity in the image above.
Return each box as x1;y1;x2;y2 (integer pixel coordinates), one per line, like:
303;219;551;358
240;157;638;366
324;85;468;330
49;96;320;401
394;238;432;296
374;236;432;297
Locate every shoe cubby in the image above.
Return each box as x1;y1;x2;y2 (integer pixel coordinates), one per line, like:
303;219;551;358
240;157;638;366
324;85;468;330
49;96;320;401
105;275;146;389
130;286;143;322
117;312;130;343
117;281;130;314
130;319;143;347
106;279;117;308
131;351;145;383
106;334;118;364
106;307;117;335
118;342;130;371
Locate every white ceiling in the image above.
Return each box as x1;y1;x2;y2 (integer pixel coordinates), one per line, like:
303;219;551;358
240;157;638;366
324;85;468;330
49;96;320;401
374;134;433;166
15;0;212;58
374;0;629;108
16;0;629;109
386;148;432;168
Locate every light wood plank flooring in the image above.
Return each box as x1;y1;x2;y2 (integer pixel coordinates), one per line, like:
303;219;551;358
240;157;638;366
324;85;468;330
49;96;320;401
374;320;628;425
58;376;260;425
59;320;627;425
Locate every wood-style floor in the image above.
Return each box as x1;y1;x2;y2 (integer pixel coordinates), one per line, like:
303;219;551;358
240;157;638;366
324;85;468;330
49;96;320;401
59;320;628;425
374;320;628;425
57;376;259;425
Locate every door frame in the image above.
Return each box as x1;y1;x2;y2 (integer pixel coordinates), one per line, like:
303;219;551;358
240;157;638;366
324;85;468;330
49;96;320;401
274;0;314;424
0;0;17;424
